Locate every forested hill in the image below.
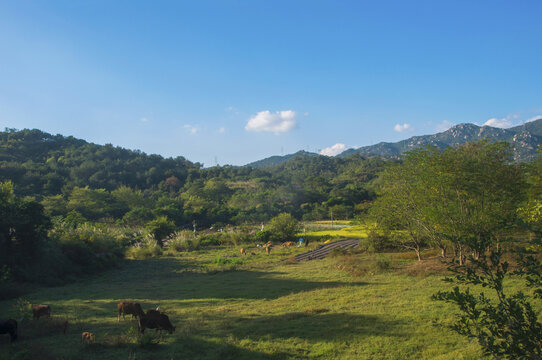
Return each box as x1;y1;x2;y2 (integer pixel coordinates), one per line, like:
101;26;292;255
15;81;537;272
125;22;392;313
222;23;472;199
0;128;386;226
0;128;199;196
247;150;320;168
339;118;542;161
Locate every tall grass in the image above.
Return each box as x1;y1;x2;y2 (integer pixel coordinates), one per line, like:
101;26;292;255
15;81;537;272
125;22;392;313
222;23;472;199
126;235;162;259
165;230;201;252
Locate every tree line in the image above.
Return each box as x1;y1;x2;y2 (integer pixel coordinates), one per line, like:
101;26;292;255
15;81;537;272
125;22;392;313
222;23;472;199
0;128;385;227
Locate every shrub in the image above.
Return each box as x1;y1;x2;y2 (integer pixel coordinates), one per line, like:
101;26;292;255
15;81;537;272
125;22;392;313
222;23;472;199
165;231;200;252
198;233;221;247
254;229;272;244
267;213;300;242
49;222;129;275
126;235;162;260
359;231;395;252
145;216;176;247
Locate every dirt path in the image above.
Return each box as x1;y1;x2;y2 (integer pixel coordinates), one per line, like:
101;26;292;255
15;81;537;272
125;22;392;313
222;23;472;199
294;239;360;261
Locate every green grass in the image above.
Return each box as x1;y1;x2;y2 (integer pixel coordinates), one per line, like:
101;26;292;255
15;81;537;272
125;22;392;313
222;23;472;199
0;245;496;359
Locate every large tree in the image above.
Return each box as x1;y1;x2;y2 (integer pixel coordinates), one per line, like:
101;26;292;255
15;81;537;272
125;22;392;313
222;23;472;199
370;142;525;262
0;181;51;278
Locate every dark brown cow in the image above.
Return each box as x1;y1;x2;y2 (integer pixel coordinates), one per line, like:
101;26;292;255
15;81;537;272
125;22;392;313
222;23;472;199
117;301;145;322
32;304;51;320
0;319;17;342
138;313;175;334
145;309;161;316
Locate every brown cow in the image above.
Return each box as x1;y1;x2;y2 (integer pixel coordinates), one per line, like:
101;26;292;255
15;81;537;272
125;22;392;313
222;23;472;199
81;331;95;343
138;313;175;334
33;304;51;320
282;241;293;247
240;248;246;255
0;319;17;342
117;301;145;322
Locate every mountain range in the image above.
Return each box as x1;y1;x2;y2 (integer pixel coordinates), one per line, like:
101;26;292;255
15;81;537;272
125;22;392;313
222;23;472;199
248;118;542;168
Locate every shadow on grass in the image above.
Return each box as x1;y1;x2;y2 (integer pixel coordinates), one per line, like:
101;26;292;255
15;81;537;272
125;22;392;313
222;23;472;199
228;311;405;341
1;335;286;360
58;257;366;301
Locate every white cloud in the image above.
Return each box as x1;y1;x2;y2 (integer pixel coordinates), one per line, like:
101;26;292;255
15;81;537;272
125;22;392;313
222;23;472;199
245;110;297;134
484;117;513;128
394;123;412;132
303;112;309;117
140;117;149;123
183;124;198;135
526;115;542;123
319;143;349;156
218;126;226;134
225;106;240;115
435;120;454;132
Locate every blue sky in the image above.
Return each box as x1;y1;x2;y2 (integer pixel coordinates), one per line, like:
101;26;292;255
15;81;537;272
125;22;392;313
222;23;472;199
1;1;541;165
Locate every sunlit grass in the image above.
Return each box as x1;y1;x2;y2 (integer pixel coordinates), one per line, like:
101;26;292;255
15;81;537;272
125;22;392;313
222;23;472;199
0;245;496;359
302;224;370;238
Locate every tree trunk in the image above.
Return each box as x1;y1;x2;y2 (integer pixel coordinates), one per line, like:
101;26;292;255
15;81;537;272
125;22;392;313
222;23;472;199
459;245;465;266
440;245;447;258
415;247;422;261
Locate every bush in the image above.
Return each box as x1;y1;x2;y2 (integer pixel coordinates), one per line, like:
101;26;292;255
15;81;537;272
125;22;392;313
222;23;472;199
165;231;200;252
145;216;176;247
198;233;221;247
359;231;395;252
254;229;272;244
218;230;251;246
267;213;300;242
126;235;162;260
49;222;128;276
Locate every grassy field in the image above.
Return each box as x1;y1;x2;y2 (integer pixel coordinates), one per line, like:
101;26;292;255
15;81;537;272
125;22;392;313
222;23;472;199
0;243;496;359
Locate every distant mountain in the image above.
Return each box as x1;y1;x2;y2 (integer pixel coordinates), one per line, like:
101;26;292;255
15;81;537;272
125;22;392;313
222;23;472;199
338;119;542;162
246;150;321;168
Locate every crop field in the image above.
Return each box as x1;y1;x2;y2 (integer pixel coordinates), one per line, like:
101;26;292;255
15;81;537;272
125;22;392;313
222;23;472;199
0;241;502;360
302;223;371;239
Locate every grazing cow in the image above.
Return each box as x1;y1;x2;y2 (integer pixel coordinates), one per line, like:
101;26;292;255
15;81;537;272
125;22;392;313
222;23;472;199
282;241;293;247
0;319;17;342
32;304;51;320
117;301;145;322
81;332;95;343
240;248;246;255
138;313;175;334
145;309;161;316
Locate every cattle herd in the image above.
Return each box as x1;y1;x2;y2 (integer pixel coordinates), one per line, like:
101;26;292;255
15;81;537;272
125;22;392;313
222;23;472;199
0;301;175;343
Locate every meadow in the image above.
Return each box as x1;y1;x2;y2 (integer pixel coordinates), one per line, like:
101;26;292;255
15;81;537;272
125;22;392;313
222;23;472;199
0;240;495;360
